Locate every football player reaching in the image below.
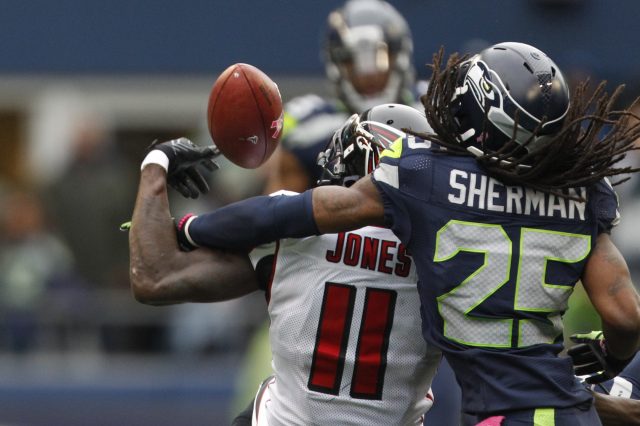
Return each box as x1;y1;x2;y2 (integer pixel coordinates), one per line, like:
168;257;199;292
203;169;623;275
163;43;640;425
129;105;441;425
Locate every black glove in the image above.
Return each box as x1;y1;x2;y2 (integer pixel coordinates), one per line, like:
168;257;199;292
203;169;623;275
147;137;219;199
568;331;635;384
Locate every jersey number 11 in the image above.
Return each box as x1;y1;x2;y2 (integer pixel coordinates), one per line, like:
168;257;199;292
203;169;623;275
307;282;396;400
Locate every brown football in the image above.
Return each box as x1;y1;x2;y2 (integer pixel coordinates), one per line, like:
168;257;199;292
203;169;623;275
207;63;283;169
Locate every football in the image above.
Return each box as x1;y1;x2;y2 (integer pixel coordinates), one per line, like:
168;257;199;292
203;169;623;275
207;63;284;169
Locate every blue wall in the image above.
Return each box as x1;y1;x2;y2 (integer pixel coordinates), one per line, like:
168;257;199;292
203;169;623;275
1;0;638;85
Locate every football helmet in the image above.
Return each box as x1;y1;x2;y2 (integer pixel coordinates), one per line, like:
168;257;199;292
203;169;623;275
451;42;570;157
317;103;430;187
323;0;415;113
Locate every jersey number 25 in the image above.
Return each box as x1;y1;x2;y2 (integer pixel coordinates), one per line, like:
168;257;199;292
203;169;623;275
435;220;590;348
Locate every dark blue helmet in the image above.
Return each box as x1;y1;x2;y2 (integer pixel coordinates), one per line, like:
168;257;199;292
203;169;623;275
317;103;430;186
451;42;570;157
323;0;415;113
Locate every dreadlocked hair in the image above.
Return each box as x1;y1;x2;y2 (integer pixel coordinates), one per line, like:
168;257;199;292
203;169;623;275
411;47;640;197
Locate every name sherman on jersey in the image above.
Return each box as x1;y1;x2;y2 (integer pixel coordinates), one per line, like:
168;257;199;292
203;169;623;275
447;169;587;220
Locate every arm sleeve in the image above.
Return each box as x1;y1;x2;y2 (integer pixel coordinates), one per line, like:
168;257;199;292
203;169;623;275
183;190;319;251
592;178;621;234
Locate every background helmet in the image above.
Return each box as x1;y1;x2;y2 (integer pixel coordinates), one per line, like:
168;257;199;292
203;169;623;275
451;42;570;156
317;103;430;187
323;0;415;113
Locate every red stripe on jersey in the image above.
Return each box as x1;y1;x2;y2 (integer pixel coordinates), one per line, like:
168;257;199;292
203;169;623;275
343;233;362;267
308;283;356;395
360;236;379;271
350;288;397;399
265;240;280;304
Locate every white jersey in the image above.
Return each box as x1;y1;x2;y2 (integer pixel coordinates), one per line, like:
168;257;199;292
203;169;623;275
248;225;440;426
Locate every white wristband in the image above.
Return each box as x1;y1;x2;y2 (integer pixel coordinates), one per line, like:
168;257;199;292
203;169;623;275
140;150;170;172
182;215;200;248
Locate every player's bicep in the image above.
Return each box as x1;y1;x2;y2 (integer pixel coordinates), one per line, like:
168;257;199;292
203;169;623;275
312;175;385;233
582;233;640;331
134;248;259;305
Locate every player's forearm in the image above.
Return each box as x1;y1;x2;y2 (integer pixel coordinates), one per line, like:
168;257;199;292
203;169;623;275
603;314;640;361
185;191;319;250
600;276;640;360
593;392;640;426
129;166;258;304
129;165;179;300
584;234;640;360
312;177;385;233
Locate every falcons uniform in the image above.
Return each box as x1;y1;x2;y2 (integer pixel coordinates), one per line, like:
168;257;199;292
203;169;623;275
248;224;440;426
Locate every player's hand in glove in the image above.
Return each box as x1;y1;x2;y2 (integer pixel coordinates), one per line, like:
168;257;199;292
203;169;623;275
142;137;219;199
568;331;635;384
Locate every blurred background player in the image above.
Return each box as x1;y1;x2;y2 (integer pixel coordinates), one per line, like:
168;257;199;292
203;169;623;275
265;0;425;193
128;104;441;425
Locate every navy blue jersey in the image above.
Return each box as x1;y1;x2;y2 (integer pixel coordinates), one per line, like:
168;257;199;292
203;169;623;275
593;352;640;399
281;94;350;186
371;135;619;415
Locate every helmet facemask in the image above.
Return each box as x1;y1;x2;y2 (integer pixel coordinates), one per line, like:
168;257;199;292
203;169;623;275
317;114;388;187
317;103;431;187
324;0;415;113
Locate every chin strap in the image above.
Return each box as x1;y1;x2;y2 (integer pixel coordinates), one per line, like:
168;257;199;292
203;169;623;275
466;146;532;170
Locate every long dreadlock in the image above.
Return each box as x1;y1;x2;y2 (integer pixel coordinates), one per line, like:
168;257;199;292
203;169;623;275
413;47;640;196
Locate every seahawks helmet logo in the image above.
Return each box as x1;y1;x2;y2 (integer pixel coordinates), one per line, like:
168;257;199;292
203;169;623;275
463;59;540;149
465;60;499;109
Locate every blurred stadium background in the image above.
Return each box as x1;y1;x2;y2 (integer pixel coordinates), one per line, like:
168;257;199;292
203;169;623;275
1;1;640;424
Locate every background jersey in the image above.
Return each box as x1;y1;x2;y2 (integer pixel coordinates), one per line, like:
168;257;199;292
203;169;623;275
281;82;427;186
592;352;640;399
281;94;350;187
371;136;619;415
248;226;440;426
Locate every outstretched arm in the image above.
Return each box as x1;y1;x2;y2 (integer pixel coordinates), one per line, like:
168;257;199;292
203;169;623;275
581;233;640;360
129;164;258;305
184;175;386;250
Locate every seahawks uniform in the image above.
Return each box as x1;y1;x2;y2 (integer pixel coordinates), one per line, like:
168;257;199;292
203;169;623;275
281;94;351;187
246;210;440;425
592;353;640;399
372;136;617;421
